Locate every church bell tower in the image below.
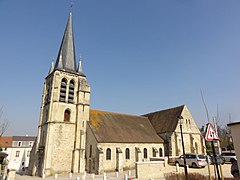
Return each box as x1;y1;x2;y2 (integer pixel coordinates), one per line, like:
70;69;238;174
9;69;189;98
29;12;90;177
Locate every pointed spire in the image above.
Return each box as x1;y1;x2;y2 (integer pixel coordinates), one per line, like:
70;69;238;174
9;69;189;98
55;12;76;72
49;58;55;74
78;55;85;76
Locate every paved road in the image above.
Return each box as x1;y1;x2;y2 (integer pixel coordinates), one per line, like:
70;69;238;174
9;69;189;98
15;164;233;180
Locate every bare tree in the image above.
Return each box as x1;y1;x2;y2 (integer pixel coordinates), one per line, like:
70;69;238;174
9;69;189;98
0;106;9;136
200;89;210;123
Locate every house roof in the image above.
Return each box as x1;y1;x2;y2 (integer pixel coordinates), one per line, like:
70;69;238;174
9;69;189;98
0;152;8;157
143;105;185;134
0;136;12;148
88;110;163;143
227;121;240;126
12;136;36;141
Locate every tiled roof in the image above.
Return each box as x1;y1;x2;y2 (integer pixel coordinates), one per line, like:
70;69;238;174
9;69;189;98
143;105;185;134
0;136;12;148
88;110;163;143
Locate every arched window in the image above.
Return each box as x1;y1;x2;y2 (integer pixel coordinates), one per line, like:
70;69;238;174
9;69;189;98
60;78;67;102
125;148;130;159
64;109;71;122
89;145;92;158
159;148;163;157
144;148;147;159
68;80;74;103
153;149;156;157
106;148;111;160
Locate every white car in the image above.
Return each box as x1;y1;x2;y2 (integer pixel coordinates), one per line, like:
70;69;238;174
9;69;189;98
221;152;237;163
175;153;207;168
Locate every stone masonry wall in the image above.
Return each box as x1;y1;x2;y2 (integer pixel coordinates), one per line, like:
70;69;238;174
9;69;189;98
96;142;164;174
171;106;205;156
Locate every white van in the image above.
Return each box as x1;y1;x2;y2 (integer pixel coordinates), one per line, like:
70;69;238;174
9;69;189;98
221;152;237;163
175;153;207;168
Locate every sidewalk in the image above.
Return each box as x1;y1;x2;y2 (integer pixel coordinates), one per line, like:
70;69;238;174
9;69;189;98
15;164;233;180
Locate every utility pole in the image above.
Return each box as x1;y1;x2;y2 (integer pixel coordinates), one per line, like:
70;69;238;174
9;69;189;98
213;116;221;155
178;116;188;180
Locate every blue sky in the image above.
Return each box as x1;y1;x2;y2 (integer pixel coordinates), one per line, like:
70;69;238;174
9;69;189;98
0;0;240;136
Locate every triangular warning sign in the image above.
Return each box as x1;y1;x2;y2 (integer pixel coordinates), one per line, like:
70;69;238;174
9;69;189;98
205;123;219;141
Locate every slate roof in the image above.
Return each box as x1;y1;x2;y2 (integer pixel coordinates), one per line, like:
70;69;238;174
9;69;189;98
12;136;36;142
143;105;185;134
88;110;163;143
227;121;240;126
55;12;77;73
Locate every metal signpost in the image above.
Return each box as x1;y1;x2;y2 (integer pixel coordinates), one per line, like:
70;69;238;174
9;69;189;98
205;123;221;180
178;116;188;180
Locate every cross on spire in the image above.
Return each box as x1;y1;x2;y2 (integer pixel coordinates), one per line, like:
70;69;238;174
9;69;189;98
70;0;74;13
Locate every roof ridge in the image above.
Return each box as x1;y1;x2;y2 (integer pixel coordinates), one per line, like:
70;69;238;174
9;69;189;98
143;104;185;115
90;109;147;118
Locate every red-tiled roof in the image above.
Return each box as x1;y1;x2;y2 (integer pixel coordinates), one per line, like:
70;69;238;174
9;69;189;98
0;136;12;148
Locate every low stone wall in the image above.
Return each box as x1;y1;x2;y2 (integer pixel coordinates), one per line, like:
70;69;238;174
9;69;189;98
168;156;179;164
135;161;164;179
150;157;168;167
150;157;165;161
7;169;16;180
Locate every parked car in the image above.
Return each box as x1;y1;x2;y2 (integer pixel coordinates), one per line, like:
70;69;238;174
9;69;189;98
221;152;237;163
207;154;225;165
231;159;239;178
175;153;207;168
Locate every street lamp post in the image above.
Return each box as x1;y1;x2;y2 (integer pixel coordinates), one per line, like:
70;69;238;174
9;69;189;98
178;115;188;179
164;132;169;163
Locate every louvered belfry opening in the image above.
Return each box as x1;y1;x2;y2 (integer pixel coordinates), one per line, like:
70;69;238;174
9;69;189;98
60;78;67;102
68;80;74;103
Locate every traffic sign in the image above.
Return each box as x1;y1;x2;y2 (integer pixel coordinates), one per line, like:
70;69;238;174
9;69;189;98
205;123;219;141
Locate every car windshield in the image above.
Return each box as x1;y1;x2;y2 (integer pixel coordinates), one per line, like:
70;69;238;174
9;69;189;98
198;155;205;159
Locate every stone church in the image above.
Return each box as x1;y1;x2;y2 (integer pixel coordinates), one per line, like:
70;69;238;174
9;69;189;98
28;12;204;177
144;105;205;157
